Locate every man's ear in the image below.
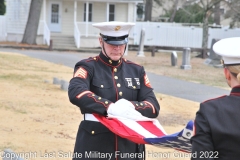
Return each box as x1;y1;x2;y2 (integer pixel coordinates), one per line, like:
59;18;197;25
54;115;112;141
99;37;103;46
224;68;231;81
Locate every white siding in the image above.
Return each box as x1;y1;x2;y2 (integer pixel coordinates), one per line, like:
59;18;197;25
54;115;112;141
0;16;7;41
61;1;74;35
93;2;106;22
115;3;128;21
6;0;31;34
127;3;135;22
77;2;84;22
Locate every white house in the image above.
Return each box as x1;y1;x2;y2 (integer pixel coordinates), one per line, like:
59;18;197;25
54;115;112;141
5;0;143;49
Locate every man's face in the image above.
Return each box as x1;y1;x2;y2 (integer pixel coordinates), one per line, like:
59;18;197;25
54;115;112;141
99;38;126;61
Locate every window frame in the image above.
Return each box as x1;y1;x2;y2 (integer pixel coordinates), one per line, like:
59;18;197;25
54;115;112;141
109;4;115;21
84;3;92;22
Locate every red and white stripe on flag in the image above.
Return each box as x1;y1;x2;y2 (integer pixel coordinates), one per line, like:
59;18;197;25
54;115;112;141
94;114;167;144
74;67;87;79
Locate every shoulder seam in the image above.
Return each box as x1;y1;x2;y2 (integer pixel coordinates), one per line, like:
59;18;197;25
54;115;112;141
123;59;141;67
202;95;227;103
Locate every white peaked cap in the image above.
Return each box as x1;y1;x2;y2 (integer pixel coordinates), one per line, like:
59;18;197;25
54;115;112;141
92;21;135;37
213;37;240;65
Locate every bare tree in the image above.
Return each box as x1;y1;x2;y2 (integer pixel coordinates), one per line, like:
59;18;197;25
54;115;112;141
169;0;180;22
192;0;222;58
144;0;153;21
213;2;221;25
22;0;43;45
144;0;163;21
225;0;240;28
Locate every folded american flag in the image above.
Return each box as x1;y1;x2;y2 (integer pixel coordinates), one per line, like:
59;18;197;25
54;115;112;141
94;114;194;153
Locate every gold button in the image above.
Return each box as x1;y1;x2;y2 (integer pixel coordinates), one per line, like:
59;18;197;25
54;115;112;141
91;131;95;134
98;97;101;100
118;60;120;63
101;85;104;88
114;76;118;79
140;103;143;106
92;94;95;96
105;101;108;104
133;86;136;89
119;92;123;96
93;57;96;60
114;68;117;72
109;60;112;64
117;83;121;87
136;104;139;106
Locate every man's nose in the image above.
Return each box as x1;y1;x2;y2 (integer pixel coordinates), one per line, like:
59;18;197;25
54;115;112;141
113;45;121;49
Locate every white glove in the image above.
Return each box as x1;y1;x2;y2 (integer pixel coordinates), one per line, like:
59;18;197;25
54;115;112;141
107;99;142;119
115;98;135;109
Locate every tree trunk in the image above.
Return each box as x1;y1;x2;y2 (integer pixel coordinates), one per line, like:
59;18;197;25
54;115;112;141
144;0;153;21
22;0;43;45
169;0;179;22
213;2;221;25
201;11;209;59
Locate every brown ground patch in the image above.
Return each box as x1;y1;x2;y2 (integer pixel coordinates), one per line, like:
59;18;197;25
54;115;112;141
0;50;226;160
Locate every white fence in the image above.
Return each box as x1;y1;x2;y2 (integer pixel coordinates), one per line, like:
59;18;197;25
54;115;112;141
76;22;240;49
0;16;7;41
131;22;240;49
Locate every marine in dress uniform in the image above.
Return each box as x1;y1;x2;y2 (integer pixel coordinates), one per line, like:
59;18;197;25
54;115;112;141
191;37;240;160
68;21;160;160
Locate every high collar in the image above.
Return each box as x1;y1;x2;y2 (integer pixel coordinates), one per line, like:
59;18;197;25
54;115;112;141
231;85;240;95
99;51;122;67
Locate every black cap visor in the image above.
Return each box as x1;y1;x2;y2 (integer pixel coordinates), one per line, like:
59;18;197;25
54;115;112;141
101;34;129;45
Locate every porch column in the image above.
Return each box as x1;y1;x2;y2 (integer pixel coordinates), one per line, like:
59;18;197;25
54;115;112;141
127;3;131;22
133;2;137;22
106;3;109;21
74;1;77;22
43;0;46;22
86;1;89;37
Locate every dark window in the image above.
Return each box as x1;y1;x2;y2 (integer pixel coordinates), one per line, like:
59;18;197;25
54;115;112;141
84;3;92;22
109;4;115;21
51;4;59;23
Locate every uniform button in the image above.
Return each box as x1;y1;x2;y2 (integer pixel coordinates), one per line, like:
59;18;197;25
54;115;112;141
91;131;95;134
118;60;121;63
119;92;123;96
114;76;118;79
93;57;96;60
92;94;95;96
105;101;109;104
98;97;101;100
136;104;139;106
101;85;104;88
133;86;136;89
114;68;117;72
140;103;143;106
109;60;112;64
117;83;121;87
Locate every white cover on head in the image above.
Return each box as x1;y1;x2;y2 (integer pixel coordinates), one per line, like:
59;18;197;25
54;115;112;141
213;37;240;65
92;21;135;37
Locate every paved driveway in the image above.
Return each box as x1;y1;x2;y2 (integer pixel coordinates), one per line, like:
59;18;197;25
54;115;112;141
1;48;229;102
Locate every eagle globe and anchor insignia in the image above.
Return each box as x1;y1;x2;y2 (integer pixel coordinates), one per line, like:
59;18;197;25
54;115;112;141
115;26;121;31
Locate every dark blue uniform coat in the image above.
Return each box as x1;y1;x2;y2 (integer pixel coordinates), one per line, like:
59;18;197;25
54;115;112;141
68;52;160;160
191;86;240;160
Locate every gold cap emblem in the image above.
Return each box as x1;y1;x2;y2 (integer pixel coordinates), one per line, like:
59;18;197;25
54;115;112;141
115;26;121;31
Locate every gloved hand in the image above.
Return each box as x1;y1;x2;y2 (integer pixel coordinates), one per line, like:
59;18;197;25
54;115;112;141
107;99;142;120
115;98;135;109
